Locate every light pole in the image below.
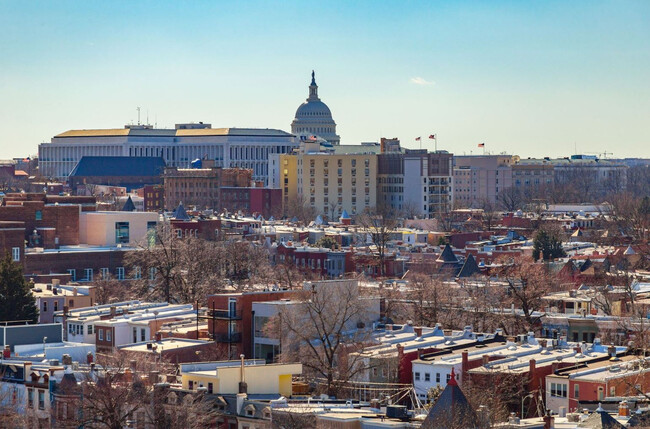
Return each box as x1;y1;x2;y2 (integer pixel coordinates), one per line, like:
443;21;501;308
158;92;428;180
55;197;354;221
153;310;159;341
521;392;535;418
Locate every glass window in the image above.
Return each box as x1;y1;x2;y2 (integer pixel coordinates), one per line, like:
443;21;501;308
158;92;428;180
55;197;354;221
11;247;20;262
414;372;420;381
98;329;103;341
115;222;130;244
38;390;45;410
35;210;42;221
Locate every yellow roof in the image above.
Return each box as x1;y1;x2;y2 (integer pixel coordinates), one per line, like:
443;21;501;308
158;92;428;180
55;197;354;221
55;129;130;137
175;128;230;136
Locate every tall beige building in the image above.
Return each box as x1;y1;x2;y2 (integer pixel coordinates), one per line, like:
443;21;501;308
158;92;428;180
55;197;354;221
271;142;377;219
453;155;514;207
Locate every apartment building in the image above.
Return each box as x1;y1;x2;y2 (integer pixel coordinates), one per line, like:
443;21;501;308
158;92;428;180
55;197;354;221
453;155;514;207
271;142;377;219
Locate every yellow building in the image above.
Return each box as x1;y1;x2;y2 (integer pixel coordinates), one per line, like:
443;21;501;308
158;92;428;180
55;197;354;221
277;143;377;219
180;361;302;397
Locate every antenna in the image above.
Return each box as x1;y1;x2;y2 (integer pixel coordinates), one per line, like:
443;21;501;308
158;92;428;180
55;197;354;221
146;110;149;126
136;107;141;125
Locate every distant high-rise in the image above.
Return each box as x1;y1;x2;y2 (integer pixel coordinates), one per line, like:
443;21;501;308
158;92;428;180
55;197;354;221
291;71;340;146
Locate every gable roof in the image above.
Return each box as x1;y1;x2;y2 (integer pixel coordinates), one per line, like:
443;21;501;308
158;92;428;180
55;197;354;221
121;196;136;212
421;368;479;429
457;254;481;278
577;406;625;428
436;244;459;264
172;203;190;220
69;156;166;177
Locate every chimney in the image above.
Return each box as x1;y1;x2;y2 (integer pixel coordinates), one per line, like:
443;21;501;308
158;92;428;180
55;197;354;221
462;351;469;378
608;345;618;360
414;327;423;337
110;306;116;318
543;409;555;429
529;359;536;376
62;354;72;365
130;359;137;372
619;400;629;417
396;343;404;357
86;352;94;364
3;345;10;359
52;279;60;287
73;287;78;296
482;354;490;366
239;354;248;394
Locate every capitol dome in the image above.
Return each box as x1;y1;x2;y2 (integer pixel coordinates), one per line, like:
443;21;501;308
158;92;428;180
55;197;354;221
291;71;340;145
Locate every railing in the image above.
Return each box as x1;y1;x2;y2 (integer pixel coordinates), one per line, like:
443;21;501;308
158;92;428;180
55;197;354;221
210;309;243;320
214;332;242;343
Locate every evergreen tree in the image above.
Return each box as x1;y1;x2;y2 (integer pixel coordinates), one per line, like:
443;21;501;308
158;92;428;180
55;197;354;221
532;228;566;262
0;252;38;323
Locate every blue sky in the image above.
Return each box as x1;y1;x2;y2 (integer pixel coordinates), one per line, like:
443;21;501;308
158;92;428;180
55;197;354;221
1;0;649;159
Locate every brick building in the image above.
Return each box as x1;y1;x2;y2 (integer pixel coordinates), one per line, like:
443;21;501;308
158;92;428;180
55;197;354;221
141;184;164;212
206;290;299;359
0;193;96;247
163;165;253;211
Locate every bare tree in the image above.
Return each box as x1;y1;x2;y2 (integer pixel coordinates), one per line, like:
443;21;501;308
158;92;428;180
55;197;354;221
495;256;556;331
286;194;317;224
478;198;500;232
356;206;399;278
498;186;525;212
270;281;374;396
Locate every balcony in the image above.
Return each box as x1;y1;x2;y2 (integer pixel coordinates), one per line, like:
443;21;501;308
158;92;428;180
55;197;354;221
214;332;242;343
210;309;242;320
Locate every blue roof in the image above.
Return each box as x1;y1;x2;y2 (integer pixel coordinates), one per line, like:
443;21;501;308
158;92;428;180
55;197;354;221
340;210;350;219
69;156;166;177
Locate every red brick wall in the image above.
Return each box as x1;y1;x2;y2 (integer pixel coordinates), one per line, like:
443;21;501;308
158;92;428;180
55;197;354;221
25;248;128;278
0;201;80;245
0;222;26;267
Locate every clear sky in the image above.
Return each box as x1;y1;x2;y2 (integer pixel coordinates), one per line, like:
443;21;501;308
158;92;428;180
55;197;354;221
1;0;649;159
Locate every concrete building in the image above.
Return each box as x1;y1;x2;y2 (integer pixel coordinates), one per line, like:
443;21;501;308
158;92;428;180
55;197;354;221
272;141;377;218
79;210;159;247
179;360;302;397
453;155;514;207
403;150;453;218
39;123;299;185
291;71;340;146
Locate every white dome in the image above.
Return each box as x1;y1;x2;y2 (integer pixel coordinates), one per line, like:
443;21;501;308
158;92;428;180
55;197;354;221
291;71;340;145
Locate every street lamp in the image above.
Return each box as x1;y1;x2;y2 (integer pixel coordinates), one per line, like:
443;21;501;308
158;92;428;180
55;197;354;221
521;392;535;418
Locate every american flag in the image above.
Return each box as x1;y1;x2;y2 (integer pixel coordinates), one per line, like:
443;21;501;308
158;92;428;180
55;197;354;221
429;134;436;139
415;136;421;141
478;143;485;147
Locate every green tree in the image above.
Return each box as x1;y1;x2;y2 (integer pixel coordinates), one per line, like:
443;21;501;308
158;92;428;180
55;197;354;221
0;252;38;323
532;227;566;262
316;236;337;250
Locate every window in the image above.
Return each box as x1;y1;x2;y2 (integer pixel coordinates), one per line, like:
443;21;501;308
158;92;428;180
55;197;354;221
436;373;440;383
115;222;130;244
43;301;48;312
35;210;42;221
101;267;109;279
550;383;567;398
116;267;125;280
38;390;45;410
133;327;137;343
188;380;194;390
68;269;76;281
414;372;421;381
610;386;616;396
176;229;183;238
208;382;213;394
11;247;20;262
133;266;141;279
88;324;93;335
149;267;156;280
425;373;430;382
141;328;146;342
98;329;104;341
28;388;34;408
54;301;58;311
85;268;93;281
69;324;74;334
574;384;579;398
106;330;112;342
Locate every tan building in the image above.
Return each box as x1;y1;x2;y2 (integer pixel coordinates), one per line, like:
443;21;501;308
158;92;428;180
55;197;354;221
453;155;514;207
274;142;377;219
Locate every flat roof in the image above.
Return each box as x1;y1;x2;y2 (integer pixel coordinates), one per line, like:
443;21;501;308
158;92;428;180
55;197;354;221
118;338;208;352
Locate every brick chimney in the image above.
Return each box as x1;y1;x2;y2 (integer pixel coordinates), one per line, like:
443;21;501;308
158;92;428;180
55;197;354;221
414;327;423;337
619;400;629;417
462;351;469;380
543;409;555;429
482;354;489;366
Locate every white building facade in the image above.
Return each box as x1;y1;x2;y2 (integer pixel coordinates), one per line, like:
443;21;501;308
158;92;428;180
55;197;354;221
38;123;299;185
